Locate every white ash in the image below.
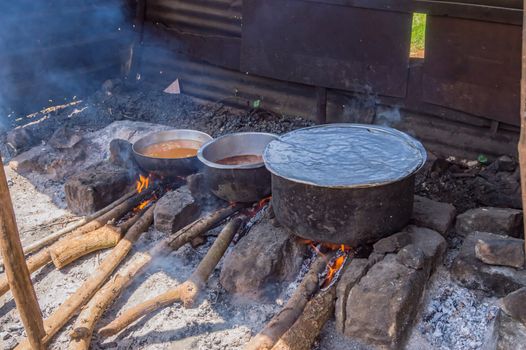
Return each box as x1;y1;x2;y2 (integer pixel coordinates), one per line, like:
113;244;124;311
407;266;499;350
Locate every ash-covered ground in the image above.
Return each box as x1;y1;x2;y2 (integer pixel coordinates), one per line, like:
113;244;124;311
0;83;513;349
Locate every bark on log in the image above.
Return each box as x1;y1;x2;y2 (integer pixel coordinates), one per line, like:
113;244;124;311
244;253;334;350
49;208;145;269
69;204;244;348
0;159;46;350
22;190;135;256
0;188;154;298
98;217;244;337
271;287;336;350
50;225;123;269
15;204;155;350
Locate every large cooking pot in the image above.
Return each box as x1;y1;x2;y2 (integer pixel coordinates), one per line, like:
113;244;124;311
197;132;278;202
133;130;212;177
263;124;426;246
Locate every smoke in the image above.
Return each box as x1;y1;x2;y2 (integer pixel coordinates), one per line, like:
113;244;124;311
0;1;132;126
375;106;402;127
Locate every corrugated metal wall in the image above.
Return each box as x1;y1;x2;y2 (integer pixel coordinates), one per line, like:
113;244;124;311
139;0;521;158
0;0;132;116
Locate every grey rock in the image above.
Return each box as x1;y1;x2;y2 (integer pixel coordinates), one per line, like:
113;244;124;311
220;219;307;299
64;162;133;215
501;287;526;327
456;207;523;238
109;139;137;170
6;127;37;154
341;226;445;348
344;254;429;349
475;236;524;269
48;126;83;149
396;244;426;270
496;155;516;172
154;186;200;234
411;195;456;235
452;232;526;297
373;226;446;272
488;309;526;350
335;258;369;334
373;231;412;255
9;143;87;180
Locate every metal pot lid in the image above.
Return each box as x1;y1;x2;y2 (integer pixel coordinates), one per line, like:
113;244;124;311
263;124;427;188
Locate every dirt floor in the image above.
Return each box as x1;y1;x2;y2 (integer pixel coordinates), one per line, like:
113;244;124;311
0;82;518;349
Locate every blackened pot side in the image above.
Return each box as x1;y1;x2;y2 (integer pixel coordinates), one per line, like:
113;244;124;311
263;124;426;246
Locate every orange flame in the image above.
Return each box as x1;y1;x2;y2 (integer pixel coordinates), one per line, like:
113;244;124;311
299;240;351;288
245;196;272;217
136;175;150;194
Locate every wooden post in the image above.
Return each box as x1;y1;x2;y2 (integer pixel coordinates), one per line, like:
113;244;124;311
316;87;327;124
520;1;526;264
0;155;46;349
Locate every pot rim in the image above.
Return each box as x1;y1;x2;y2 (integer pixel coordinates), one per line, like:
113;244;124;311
132;129;213;161
197;132;279;170
264;123;427;189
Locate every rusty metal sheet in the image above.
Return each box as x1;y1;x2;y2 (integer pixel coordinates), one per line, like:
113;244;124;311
422;15;521;126
240;0;412;97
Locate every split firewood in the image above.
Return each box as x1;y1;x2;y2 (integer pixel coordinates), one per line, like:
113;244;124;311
49;208;144;269
0;188;155;298
244;252;335;350
68;204;245;348
15;204;156;350
98;216;244;337
271;287;336;350
21;190;136;256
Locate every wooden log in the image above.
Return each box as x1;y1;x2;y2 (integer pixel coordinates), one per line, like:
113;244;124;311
244;253;334;350
49;208;145;269
0;159;46;349
0;188;154;298
21;190;135;256
271;287;336;350
98;217;244;337
68;204;245;348
15;204;156;350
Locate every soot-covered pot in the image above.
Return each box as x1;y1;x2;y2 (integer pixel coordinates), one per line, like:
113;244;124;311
263;124;427;246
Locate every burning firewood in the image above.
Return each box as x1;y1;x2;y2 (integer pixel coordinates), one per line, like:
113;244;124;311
14;204;156;350
244;251;336;350
0;186;156;298
49;207;145;269
98;216;245;337
68;204;245;349
21;190;136;256
271;287;336;350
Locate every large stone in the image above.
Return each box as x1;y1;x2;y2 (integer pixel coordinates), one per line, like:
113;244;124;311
48;126;83;149
411;195;456;235
6;127;38;154
451;232;526;297
475;235;524;269
488;309;526;350
374;226;446;271
219;219;307;299
335;258;369;334
342;227;446;349
343;254;429;349
9;143;87;180
154;186;200;234
501;287;526;327
455;207;523;237
109;139;138;169
64;162;133;215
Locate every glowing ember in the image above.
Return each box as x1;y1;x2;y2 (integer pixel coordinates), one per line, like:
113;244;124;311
136;175;150;193
137;199;152;210
245;196;272;217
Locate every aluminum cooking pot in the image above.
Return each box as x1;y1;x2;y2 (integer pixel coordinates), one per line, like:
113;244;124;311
198;132;279;203
263;124;427;246
132;130;212;177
